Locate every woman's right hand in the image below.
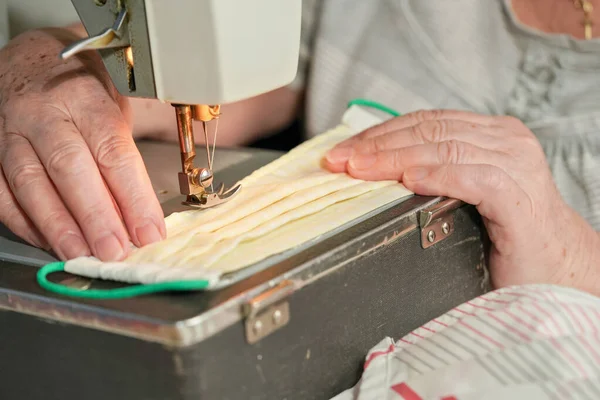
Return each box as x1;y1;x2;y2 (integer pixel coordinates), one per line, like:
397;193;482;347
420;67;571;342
0;27;165;261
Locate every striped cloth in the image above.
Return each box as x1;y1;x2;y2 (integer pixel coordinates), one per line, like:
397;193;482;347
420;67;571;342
294;0;600;230
331;284;600;400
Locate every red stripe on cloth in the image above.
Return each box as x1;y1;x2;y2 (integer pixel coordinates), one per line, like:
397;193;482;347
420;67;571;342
593;309;600;345
480;296;511;304
574;303;598;335
504;309;537;333
411;332;425;339
422;326;437;334
549;336;588;377
487;313;531;342
364;343;395;369
501;291;545;302
400;338;413;344
441;396;458;400
467;301;494;312
517;304;545;326
525;306;590;378
391;383;422;400
455;308;476;316
459;320;504;349
580;335;600;365
530;301;564;336
549;291;584;334
433;319;449;328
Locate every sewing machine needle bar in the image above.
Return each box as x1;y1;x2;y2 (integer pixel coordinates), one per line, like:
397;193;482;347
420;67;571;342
175;105;195;173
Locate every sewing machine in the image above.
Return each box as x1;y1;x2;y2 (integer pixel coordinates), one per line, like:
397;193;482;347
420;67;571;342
60;0;301;208
0;1;488;399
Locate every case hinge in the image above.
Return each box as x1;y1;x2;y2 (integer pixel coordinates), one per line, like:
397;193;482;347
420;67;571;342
418;198;463;249
243;280;296;344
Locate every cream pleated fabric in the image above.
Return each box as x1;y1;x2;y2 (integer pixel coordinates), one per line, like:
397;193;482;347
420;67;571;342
64;107;413;285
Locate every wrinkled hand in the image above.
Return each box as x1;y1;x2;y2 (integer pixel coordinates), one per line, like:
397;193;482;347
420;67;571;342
324;110;600;294
0;29;165;261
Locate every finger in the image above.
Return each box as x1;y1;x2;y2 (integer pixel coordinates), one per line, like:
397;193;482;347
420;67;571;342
1;133;91;260
0;165;49;249
402;163;530;244
70;99;166;248
337;109;498;147
341;141;508;181
326;120;507;168
18;110;131;261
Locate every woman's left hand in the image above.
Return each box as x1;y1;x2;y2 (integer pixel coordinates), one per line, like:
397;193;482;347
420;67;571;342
324;109;600;295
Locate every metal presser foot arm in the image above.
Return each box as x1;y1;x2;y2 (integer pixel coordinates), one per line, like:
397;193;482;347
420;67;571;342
174;104;241;209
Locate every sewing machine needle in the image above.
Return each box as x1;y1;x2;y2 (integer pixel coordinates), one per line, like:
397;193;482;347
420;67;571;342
202;122;211;170
211;118;219;169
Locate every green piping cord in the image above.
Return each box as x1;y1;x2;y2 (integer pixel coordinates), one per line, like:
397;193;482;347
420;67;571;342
37;261;210;299
347;98;401;117
36;98;400;299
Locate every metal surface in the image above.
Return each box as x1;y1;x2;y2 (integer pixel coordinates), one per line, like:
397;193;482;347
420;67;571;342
138;140;255;206
172;103;239;208
70;0;156;98
60;7;129;59
419;198;463;248
245;301;290;344
243;280;296;343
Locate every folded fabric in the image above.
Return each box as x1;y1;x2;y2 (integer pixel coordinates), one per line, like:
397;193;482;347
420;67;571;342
64;106;413;285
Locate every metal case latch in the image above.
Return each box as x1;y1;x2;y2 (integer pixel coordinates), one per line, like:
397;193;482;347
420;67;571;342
243;280;296;344
418;198;463;249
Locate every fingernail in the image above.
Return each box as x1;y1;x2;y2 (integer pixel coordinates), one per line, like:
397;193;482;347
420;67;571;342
405;167;429;181
349;153;377;170
135;222;163;246
94;234;126;261
58;233;91;260
326;147;354;164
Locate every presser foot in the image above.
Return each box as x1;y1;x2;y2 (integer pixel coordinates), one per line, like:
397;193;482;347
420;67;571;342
182;183;242;209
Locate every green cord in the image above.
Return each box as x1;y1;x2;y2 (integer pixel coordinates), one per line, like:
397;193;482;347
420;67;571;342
37;261;210;299
36;98;399;299
347;98;401;117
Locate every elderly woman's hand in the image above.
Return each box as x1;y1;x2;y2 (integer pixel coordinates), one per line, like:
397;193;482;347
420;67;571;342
0;28;165;261
324;110;600;295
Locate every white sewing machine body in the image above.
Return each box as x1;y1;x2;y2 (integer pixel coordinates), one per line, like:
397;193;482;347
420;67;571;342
70;0;301;104
65;0;302;207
